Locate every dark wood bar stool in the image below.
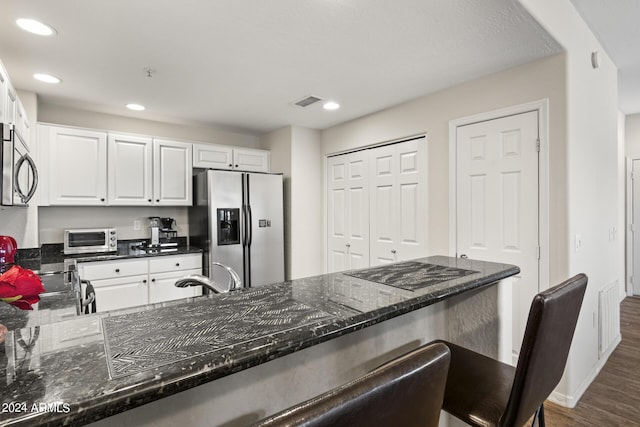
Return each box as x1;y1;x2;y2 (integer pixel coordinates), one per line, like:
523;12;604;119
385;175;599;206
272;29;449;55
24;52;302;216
438;273;588;427
251;342;451;427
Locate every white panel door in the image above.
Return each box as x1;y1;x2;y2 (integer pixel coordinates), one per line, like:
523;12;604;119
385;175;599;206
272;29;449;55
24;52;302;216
108;133;153;205
48;126;108;205
327;151;369;272
369;139;427;266
153;138;193;206
632;160;640;296
456;111;539;361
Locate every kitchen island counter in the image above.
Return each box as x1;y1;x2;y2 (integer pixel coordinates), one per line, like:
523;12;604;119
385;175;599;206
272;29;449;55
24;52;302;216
0;256;518;426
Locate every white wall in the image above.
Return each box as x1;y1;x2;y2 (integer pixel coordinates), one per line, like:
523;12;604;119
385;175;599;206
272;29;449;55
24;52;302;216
519;0;622;407
321;53;568;282
259;126;323;280
38;102;258;149
38;206;188;244
290;127;323;279
626;113;640;157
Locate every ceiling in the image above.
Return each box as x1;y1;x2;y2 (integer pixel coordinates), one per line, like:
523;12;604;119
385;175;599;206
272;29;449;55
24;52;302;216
0;0;562;135
571;0;640;115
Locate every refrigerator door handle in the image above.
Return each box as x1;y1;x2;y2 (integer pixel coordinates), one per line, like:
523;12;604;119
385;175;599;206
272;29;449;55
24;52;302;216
247;205;253;247
241;204;248;247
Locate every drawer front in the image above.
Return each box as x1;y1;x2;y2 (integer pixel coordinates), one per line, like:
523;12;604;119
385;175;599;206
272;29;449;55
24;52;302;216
149;253;202;273
79;258;148;280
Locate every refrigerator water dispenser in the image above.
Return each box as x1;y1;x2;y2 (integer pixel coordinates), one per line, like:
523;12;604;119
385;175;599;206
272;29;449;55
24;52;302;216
217;208;240;245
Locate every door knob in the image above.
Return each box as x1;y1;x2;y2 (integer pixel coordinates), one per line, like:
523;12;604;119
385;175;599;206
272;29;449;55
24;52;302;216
460;254;468;259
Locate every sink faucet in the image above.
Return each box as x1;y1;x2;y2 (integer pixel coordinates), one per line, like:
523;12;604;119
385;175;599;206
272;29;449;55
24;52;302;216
174;262;242;294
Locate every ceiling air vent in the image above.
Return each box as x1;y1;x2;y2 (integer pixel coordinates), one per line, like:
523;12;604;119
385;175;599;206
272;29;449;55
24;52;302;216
292;95;322;108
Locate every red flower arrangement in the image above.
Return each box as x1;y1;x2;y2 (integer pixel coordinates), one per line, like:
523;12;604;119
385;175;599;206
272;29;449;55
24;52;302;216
0;265;45;310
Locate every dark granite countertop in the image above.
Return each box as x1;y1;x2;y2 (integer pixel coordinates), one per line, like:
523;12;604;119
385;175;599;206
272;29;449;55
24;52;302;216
0;256;518;426
0;243;204;332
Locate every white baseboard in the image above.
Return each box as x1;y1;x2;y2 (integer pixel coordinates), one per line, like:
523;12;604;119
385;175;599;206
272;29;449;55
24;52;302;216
547;334;621;408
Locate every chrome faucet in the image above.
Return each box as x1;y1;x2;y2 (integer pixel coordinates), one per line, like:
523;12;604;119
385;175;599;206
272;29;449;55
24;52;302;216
174;262;242;294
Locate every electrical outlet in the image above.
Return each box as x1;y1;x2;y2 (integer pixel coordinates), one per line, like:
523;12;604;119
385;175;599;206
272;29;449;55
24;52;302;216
133;220;141;231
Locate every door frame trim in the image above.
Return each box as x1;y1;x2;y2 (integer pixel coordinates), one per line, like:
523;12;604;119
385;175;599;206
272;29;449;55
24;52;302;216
626;157;639;297
448;99;550;292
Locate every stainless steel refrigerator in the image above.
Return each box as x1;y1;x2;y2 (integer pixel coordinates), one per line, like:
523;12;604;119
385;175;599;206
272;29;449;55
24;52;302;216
189;169;284;288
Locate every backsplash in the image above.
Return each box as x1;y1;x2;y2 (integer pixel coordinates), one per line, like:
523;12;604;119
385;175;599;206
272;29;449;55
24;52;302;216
38;206;189;244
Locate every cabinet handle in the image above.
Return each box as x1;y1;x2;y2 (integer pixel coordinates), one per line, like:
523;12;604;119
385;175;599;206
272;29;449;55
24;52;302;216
100;198;105;202
148;199;152;202
228;164;232;167
235;164;238;168
391;249;396;254
156;199;160;202
176;263;180;267
143;279;147;283
345;243;350;248
151;278;156;282
115;268;120;273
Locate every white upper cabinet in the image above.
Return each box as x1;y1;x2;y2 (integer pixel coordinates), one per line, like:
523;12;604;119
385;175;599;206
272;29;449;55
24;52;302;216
45;125;108;205
108;133;153;205
153;138;193;206
193;144;233;169
193;143;270;172
233;147;270;172
5;82;17;128
0;60;30;147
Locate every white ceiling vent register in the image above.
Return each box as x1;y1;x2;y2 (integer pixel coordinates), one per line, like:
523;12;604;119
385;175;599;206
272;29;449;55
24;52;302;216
292;95;322;108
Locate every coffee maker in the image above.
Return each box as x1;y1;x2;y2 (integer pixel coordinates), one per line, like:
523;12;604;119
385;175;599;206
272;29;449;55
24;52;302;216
149;217;178;250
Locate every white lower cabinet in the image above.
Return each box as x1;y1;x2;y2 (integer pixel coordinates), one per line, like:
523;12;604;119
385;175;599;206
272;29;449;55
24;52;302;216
149;269;201;304
78;254;203;313
92;275;149;313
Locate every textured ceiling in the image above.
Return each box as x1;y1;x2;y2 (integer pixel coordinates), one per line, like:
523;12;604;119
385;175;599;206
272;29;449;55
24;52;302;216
571;0;640;115
0;0;562;135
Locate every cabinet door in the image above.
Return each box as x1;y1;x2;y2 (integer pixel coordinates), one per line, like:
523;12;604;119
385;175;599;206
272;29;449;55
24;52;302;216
79;258;148;281
327;151;369;273
5;83;16;126
153;138;192;205
108;133;153;205
369;139;427;266
48;126;108;205
193;143;233;170
232;148;270;172
15;99;28;147
149;269;202;304
149;253;202;274
91;275;149;312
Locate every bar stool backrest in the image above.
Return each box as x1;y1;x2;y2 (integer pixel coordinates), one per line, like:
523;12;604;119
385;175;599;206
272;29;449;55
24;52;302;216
500;273;588;427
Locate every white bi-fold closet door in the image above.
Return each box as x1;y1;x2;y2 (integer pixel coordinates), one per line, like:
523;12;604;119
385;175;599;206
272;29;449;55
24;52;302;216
327;138;427;273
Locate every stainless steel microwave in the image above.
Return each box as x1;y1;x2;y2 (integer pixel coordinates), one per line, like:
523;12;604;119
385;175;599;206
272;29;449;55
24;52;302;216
1;123;38;206
64;228;118;255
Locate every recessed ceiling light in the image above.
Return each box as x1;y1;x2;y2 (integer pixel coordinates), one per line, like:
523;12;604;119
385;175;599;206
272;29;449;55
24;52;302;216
126;103;146;111
33;73;61;84
16;18;56;36
323;101;340;111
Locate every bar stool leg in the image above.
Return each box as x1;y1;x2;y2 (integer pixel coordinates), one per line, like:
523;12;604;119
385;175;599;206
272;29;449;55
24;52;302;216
531;404;545;427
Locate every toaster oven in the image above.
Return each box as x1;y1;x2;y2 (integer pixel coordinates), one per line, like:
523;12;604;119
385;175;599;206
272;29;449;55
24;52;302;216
64;228;117;255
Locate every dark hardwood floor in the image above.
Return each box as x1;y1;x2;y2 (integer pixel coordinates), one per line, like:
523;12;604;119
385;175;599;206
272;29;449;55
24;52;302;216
541;296;640;426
